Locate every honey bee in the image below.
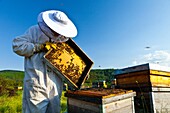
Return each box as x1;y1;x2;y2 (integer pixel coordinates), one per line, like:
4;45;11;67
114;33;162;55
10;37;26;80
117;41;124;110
45;42;86;84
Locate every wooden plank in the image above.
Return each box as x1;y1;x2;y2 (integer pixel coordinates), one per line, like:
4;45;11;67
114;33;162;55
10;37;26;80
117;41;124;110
68;98;100;112
116;85;152;92
114;63;149;75
67;96;135;113
116;84;152;91
116;73;150;85
103;92;136;104
116;70;149;78
102;90;134;99
152;87;170;92
66;89;133;99
152;92;170;113
150;70;170;76
103;97;135;113
65;92;102;104
65;89;135;104
105;105;133;113
150;75;170;87
68;105;99;113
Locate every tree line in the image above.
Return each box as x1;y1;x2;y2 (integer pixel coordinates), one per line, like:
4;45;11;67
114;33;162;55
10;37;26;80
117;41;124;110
0;69;115;95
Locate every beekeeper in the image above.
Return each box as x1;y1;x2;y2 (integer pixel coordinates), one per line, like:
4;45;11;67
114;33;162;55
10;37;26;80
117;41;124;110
12;10;77;113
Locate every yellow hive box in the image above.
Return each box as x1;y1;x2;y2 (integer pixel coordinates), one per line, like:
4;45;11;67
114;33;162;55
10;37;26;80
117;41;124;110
44;38;93;89
115;63;170;89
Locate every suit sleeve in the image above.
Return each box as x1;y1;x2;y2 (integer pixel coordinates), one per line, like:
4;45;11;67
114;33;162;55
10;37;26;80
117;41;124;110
12;26;37;57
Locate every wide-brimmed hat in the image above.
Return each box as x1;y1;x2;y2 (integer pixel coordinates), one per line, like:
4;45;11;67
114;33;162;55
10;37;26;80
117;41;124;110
38;10;77;37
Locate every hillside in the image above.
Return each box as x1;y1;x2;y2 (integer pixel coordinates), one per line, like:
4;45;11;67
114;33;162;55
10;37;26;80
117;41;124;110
0;69;115;82
0;70;24;96
86;68;115;83
0;70;24;80
0;68;115;89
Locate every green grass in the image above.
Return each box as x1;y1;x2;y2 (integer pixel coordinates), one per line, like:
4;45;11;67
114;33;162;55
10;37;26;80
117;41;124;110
0;91;22;113
0;70;67;113
0;91;67;113
61;91;67;113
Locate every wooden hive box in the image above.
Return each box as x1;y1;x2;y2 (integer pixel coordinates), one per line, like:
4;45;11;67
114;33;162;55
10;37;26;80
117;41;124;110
44;38;93;89
65;88;136;113
115;63;170;113
115;63;170;91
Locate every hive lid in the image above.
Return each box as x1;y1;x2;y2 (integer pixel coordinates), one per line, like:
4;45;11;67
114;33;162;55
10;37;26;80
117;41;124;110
44;38;94;89
66;88;134;98
115;63;170;75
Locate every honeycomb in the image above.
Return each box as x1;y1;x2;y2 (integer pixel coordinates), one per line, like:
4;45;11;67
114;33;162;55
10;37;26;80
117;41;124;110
45;42;86;84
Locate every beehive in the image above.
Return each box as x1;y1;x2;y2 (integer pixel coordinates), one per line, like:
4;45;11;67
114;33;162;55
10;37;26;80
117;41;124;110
115;63;170;113
65;88;136;113
44;38;93;89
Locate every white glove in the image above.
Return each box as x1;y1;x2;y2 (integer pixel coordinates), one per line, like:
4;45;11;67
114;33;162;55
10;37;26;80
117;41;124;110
34;43;44;53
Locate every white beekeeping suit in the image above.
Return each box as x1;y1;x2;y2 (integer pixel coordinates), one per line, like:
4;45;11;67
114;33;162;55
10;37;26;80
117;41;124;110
12;10;77;113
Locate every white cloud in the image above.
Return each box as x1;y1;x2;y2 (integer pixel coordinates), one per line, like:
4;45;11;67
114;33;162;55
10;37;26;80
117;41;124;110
133;50;170;67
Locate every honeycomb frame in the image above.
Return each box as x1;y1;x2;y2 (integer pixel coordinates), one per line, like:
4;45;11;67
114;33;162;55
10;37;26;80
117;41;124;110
44;38;93;89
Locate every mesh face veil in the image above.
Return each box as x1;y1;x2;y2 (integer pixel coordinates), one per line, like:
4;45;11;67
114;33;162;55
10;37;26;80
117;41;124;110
53;35;69;42
38;13;69;43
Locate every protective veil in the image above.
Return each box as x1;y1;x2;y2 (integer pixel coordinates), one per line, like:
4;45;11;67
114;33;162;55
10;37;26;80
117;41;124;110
12;25;63;113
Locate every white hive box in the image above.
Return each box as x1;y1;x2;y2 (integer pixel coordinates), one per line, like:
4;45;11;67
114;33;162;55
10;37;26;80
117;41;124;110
65;88;136;113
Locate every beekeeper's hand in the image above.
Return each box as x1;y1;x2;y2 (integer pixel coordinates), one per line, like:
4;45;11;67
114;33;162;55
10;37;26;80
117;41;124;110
44;42;57;50
34;43;45;53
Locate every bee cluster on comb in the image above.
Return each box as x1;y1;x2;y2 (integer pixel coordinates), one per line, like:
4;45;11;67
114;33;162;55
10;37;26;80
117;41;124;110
45;42;86;84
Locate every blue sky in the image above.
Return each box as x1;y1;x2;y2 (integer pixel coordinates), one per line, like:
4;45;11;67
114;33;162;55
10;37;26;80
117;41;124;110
1;0;170;71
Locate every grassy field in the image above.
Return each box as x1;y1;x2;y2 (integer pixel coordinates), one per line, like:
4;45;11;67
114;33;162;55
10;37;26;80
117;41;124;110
0;70;67;113
0;91;67;113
